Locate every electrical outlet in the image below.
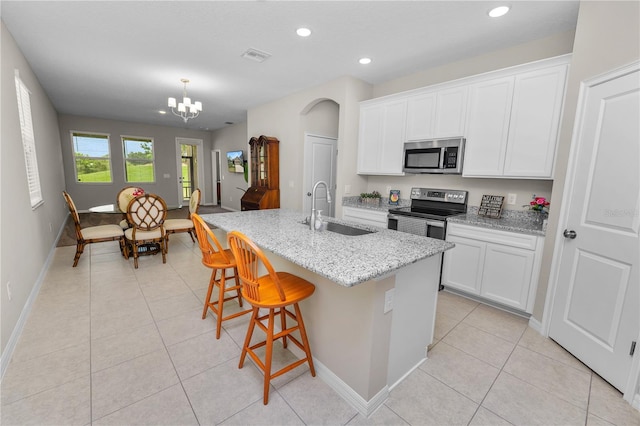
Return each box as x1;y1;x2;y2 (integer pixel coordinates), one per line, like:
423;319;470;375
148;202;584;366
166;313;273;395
383;288;394;313
507;193;517;205
7;282;12;301
344;184;351;195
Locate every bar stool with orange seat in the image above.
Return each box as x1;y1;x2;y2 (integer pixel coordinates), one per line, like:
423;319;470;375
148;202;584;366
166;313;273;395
227;230;316;405
191;214;251;339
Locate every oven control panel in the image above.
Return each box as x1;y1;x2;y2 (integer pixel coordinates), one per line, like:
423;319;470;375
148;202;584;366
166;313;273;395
410;187;467;204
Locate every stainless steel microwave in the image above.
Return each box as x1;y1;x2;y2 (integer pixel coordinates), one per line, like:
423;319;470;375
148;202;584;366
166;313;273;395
403;137;465;174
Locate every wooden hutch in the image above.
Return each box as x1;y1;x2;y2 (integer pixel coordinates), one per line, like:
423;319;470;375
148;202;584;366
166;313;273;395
241;135;280;211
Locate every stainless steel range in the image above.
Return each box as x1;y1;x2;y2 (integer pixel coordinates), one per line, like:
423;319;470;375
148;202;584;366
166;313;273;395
387;187;468;240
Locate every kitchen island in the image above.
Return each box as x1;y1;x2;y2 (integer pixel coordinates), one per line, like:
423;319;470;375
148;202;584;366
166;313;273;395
200;209;453;416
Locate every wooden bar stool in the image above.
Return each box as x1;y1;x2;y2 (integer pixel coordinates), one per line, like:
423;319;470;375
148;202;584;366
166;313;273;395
227;230;316;405
192;214;251;339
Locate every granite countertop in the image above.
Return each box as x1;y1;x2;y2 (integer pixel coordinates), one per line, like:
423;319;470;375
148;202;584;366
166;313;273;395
200;209;453;287
342;196;410;212
447;206;546;237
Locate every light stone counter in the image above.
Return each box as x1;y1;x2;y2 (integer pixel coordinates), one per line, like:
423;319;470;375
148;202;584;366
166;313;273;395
447;206;547;236
200;208;453;287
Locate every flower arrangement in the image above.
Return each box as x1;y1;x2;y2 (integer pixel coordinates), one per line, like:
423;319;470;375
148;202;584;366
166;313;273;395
524;194;550;213
132;187;145;197
360;191;381;206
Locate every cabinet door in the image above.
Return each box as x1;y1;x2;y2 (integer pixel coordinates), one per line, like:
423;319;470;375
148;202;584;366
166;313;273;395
504;64;568;178
357;99;406;175
441;235;485;295
406;92;437;141
480;243;535;311
357;104;384;174
463;77;514;177
434;86;468;137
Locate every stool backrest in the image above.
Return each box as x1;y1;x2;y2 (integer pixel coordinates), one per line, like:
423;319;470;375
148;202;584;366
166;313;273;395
188;189;201;217
192;213;231;265
227;230;285;302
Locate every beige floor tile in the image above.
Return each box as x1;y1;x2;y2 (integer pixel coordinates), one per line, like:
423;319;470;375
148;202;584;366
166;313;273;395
433;310;460;341
442;322;515;369
91;348;179;420
385;368;478;425
1;343;90;405
517;327;591;373
133;263;181;284
139;276;193;302
0;375;91;426
586;414;615;426
588;374;640;426
155;307;218;346
182;357;265;425
503;346;591;410
90;296;154;340
167;330;240;380
219;391;305;425
469;407;513;425
346;404;410;425
91;323;165;372
90;278;144;306
92;384;198;425
421;341;500;403
482;372;586;425
462;303;528;343
278;372;359;425
146;290;203;321
437;290;480;321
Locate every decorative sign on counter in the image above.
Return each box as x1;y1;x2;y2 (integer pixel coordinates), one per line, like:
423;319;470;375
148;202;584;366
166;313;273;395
389;190;400;206
478;195;505;218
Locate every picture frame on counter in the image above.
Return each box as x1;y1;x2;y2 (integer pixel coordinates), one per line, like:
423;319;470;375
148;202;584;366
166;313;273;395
478;195;504;218
389;190;400;206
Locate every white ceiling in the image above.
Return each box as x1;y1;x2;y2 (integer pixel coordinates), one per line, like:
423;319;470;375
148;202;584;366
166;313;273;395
1;1;579;131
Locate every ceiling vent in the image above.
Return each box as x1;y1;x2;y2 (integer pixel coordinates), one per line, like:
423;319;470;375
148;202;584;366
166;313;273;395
241;48;272;63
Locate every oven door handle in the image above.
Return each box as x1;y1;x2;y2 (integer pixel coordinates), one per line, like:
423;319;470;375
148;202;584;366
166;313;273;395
387;214;445;228
425;220;445;228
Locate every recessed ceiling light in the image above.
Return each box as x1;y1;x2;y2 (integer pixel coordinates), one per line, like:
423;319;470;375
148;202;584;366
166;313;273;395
296;27;311;37
488;6;510;18
359;57;372;65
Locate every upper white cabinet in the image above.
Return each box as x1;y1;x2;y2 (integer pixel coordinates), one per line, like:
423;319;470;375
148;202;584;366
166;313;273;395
463;63;568;178
357;99;406;175
406;86;468;140
357;55;570;177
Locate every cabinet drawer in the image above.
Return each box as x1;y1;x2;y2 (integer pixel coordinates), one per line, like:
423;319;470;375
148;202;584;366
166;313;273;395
446;223;537;250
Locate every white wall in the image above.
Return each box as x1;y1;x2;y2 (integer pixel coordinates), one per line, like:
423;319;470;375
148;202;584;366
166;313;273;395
247;76;373;217
57;114;214;210
210;121;249;211
1;22;67;362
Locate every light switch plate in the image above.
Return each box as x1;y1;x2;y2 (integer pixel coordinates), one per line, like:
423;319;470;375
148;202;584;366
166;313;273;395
383;289;394;313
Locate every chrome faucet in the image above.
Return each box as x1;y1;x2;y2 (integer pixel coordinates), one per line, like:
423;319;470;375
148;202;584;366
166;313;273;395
309;180;332;230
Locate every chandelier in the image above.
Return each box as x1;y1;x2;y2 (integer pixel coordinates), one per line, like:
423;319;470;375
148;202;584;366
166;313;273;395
167;78;202;123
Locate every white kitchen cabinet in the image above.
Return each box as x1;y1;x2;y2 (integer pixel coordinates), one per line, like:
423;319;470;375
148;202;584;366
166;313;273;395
503;64;568;177
463;63;568;179
462;77;514;176
342;206;388;228
357;99;406;175
441;223;544;313
405;86;468;141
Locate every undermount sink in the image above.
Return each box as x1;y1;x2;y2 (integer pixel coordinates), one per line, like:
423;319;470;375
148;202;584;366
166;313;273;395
301;219;377;236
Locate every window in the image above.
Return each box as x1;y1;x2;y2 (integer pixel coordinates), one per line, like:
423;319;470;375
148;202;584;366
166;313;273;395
15;71;43;208
72;132;112;182
123;136;155;183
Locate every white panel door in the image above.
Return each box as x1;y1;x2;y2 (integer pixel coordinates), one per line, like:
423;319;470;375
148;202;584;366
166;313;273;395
549;64;639;393
303;134;337;218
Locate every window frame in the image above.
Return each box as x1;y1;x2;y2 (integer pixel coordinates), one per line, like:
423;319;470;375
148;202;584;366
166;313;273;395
122;135;156;184
70;131;113;184
15;70;43;209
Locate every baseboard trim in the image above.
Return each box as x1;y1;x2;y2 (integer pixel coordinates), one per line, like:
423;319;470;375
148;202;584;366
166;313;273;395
528;316;544;335
633;393;640;411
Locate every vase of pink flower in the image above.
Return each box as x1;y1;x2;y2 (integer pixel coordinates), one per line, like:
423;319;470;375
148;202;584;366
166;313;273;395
524;194;550;225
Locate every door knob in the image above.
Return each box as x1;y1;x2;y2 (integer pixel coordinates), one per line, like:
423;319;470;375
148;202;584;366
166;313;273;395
563;229;577;239
307;192;312;196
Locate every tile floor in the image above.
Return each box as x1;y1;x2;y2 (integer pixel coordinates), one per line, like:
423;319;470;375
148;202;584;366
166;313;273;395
2;234;639;425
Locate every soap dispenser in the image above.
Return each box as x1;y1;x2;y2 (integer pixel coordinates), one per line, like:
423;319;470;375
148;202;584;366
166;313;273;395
314;210;323;231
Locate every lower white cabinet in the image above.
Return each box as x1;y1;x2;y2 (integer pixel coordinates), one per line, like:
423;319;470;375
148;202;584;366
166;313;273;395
342;206;388;228
442;223;544;313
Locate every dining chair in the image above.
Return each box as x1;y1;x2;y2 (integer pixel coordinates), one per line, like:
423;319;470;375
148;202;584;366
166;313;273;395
164;188;201;251
116;186;144;229
227;230;316;405
123;193;167;268
62;191;125;267
192;214;251;338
